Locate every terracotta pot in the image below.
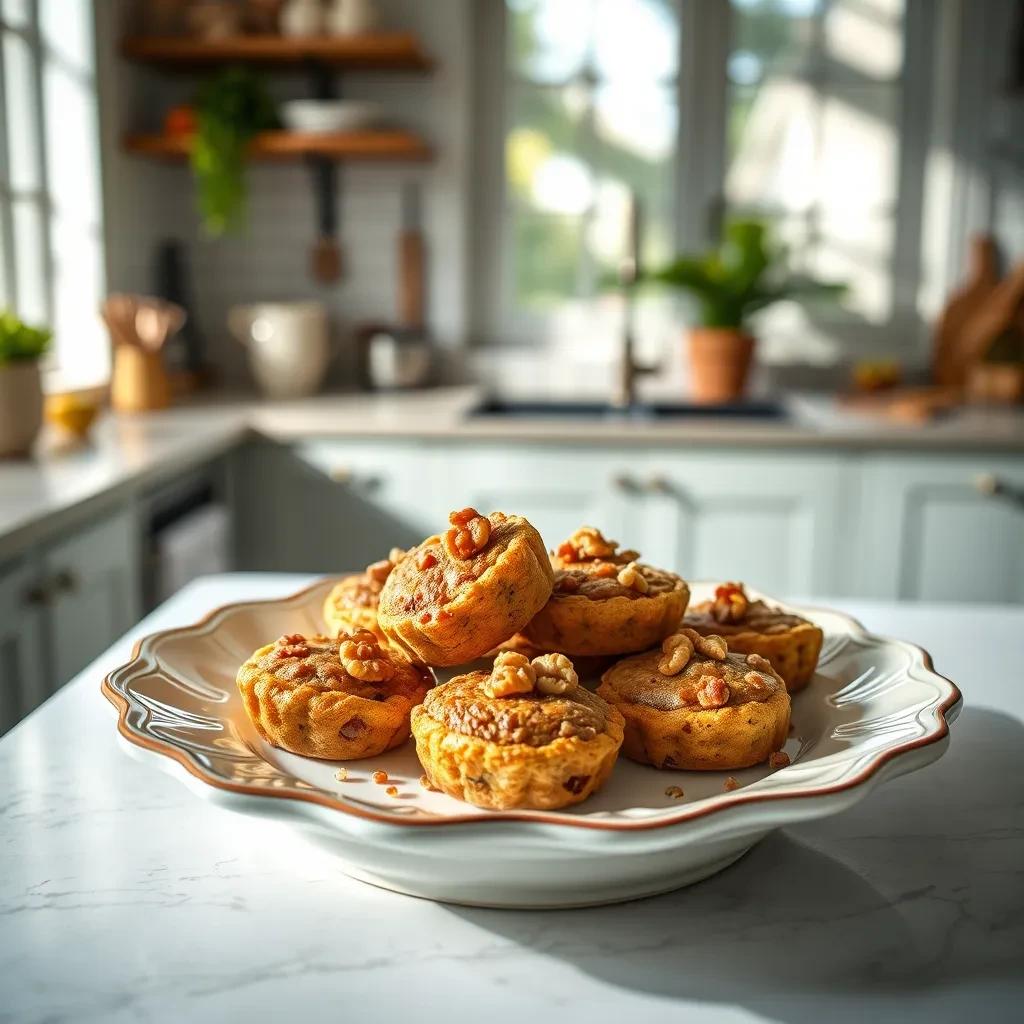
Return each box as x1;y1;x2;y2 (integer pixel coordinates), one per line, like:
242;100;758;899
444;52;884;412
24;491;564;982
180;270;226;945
687;327;755;404
0;360;44;457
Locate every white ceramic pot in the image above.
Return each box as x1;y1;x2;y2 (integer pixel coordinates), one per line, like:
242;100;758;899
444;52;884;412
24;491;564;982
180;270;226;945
229;302;330;400
280;0;323;37
0;360;43;457
325;0;377;35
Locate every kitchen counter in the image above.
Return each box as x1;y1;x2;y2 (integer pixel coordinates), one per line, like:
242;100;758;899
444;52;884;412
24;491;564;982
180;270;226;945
2;387;1024;562
1;574;1021;1024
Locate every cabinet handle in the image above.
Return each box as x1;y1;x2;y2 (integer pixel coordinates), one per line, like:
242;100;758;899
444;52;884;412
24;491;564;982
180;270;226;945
974;474;1024;509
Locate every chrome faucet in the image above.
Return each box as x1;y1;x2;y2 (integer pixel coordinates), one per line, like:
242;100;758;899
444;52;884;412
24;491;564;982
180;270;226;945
613;191;656;409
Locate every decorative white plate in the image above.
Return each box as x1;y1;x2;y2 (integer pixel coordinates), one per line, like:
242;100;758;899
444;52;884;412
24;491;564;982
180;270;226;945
103;579;961;908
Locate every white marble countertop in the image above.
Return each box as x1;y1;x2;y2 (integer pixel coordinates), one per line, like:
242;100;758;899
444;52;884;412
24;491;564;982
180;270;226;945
3;387;1024;564
1;574;1021;1024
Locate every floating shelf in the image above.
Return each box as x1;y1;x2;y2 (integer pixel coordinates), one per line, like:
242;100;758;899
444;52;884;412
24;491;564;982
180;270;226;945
123;130;433;163
120;33;433;71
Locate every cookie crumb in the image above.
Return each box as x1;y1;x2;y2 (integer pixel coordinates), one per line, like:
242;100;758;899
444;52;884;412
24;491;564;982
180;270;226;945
769;750;791;769
385;785;399;797
419;774;436;791
724;776;739;791
334;768;349;782
372;770;389;785
664;785;685;799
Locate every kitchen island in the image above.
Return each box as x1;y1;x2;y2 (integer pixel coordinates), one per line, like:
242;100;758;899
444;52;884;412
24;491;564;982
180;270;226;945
0;574;1020;1024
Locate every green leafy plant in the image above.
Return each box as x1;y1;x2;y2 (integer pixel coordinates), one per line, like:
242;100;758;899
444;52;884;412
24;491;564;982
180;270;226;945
644;220;846;330
191;68;278;236
0;310;52;365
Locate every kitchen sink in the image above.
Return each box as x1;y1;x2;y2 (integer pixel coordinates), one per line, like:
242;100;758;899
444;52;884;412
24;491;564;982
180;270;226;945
468;397;788;420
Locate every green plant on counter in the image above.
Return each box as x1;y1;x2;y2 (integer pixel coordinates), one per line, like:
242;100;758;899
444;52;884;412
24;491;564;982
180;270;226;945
0;310;52;365
191;68;278;237
644;220;846;330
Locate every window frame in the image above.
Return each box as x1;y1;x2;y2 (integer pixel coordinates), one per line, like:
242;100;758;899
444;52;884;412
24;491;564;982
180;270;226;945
0;0;106;382
471;0;938;356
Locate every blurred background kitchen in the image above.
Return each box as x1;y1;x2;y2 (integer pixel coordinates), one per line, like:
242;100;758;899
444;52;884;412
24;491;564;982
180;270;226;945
1;0;1022;733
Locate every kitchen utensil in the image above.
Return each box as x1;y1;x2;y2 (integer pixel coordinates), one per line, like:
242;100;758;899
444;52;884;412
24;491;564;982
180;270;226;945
365;327;432;389
104;578;961;908
324;0;377;35
310;159;342;283
228;301;330;398
957;260;1024;373
398;181;425;330
281;99;378;134
154;239;206;383
111;347;172;413
966;362;1024;405
932;234;999;387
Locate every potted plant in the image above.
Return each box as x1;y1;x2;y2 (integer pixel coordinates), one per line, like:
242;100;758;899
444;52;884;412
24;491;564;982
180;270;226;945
0;310;52;457
190;68;278;236
646;220;845;403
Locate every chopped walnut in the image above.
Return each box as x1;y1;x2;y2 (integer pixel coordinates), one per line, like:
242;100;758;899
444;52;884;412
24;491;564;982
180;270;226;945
712;582;749;623
743;671;773;699
746;652;774;673
664;785;685;799
339;630;395;682
658;632;694;675
485;651;536;698
533;653;578;695
590;561;618;579
680;626;728;661
557;526;620;562
769;750;791;769
276;636;310;659
724;776;739;791
616;561;650;594
280;633;305;646
444;507;491;559
696;675;731;709
416;549;437;571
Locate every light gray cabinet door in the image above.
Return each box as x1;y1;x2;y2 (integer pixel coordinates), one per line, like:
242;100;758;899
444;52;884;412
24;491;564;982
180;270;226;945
638;452;852;597
858;456;1024;602
45;510;141;687
0;559;48;734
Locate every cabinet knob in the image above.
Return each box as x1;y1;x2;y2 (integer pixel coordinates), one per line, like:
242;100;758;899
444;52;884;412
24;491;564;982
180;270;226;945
974;474;1024;509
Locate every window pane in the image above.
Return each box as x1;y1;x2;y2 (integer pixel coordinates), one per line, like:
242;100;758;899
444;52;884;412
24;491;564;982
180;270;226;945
50;219;107;388
824;0;903;81
40;0;94;74
592;0;678;82
728;0;818;85
509;0;590;83
3;30;41;193
12;197;46;322
44;62;101;228
510;211;584;310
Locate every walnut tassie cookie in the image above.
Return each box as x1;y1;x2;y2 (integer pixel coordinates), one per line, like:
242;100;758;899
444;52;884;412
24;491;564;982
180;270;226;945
323;547;407;641
597;629;791;771
237;630;432;760
411;651;624;810
522;527;690;657
683;582;824;693
377;508;554;667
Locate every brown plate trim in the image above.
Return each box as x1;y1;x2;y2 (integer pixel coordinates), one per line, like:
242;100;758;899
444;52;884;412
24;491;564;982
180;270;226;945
101;579;963;833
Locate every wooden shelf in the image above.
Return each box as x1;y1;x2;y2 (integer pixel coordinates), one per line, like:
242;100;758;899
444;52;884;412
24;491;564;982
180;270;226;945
123;130;433;163
121;33;433;71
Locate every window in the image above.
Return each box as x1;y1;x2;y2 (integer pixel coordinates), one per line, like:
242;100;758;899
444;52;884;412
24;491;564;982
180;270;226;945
478;0;933;362
0;0;106;388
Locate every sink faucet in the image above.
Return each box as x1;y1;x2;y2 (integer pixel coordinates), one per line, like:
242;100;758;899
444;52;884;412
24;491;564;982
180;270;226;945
613;191;657;409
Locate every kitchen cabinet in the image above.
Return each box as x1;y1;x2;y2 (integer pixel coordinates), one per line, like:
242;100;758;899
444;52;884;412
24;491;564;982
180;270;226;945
44;511;141;687
0;559;48;735
857;456;1024;602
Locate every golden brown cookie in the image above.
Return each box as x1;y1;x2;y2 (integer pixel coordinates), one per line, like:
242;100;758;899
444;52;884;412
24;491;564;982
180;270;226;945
522;526;689;656
378;508;554;667
597;629;790;771
684;582;823;693
237;630;432;760
322;547;407;641
412;651;624;810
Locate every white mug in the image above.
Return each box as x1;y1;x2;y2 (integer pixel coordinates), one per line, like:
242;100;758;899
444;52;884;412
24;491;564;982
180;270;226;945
229;301;330;400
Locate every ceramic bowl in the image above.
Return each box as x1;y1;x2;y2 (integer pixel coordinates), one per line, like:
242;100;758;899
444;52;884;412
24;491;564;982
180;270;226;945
103;579;961;908
280;100;378;134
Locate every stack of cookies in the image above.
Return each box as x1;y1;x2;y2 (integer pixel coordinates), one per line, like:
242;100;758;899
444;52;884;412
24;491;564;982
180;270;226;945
237;509;823;811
